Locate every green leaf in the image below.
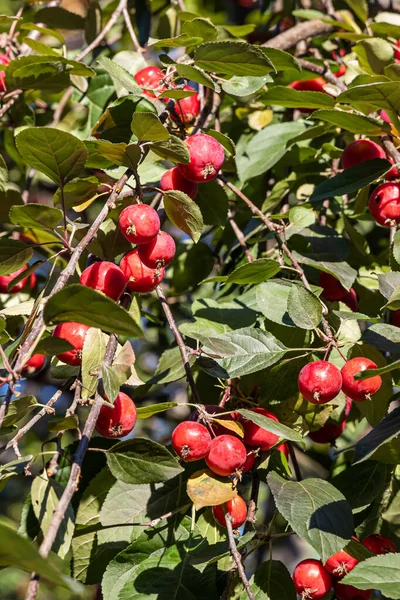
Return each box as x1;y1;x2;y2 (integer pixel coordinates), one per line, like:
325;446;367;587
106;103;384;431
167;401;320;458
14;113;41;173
106;438;184;485
194;180;229;226
289;206;316;227
81;328;108;400
342;553;400;598
353;358;400;380
240;560;297;600
54;176;100;210
370;21;400;39
164;190;204;242
268;472;354;562
147;346;196;385
9;204;63;231
287;285;322;330
238;408;304;444
343;0;368;20
97;56;142;95
131;112;169;142
48;414;79;432
175;64;218;90
0;239;33;276
338;82;400;114
237;121;306;182
101;365;121;404
354;38;394;75
362;323;400;353
15;128;87;185
150;135;190;163
31;471;75;559
226;259;281;285
187;469;237;509
35;336;74;356
310;158;391;202
313;109;389;135
0;396;38;430
194;41;274;77
262;86;335;109
261;47;301;72
353;406;400;464
43;284;143;338
221;75;271;97
136;402;178;419
34;6;85;29
330;462;390;513
201;327;287;378
0;156;7;193
150;34;203;49
182;17;218;42
0;520;80;590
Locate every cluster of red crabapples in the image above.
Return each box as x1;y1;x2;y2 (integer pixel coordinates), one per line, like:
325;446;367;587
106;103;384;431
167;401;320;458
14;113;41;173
293;534;396;600
171;405;287;529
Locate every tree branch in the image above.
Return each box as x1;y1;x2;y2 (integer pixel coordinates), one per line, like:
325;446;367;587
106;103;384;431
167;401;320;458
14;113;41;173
263;19;334;51
75;0;128;62
228;210;255;263
225;513;255;600
297;58;347;93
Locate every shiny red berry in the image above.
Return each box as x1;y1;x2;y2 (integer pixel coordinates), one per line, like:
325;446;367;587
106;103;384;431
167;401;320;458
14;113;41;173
173;86;200;124
134;66;164;98
298;361;342;404
177;134;225;183
325;546;359;578
22;354;46;376
369;182;400;227
391;310;400;327
309;398;351;444
293;559;332;600
341;139;386;170
160;167;198;199
118;204;160;245
341;357;382;402
80;261;126;300
171;421;211;461
120;249;164;293
277;442;289;459
385;157;400;180
96;392;137;438
290;77;326;93
320;271;347;301
138;231;176;269
212;495;247;529
342;289;358;312
395;39;400;62
52;322;90;366
206;435;247;477
0;266;36;294
242;407;280;451
362;534;396;554
333;580;372;600
240;448;256;473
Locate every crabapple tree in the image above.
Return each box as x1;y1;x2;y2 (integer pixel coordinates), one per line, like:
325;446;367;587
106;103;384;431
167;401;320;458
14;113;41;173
0;1;400;600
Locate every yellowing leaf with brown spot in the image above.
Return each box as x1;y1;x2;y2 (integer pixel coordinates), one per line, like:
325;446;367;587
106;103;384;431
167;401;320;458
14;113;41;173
211;418;244;438
187;469;237;510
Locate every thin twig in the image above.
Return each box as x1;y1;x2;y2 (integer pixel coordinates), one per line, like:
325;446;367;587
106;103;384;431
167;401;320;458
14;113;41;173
75;0;127;62
228;210;255;263
288;442;302;481
263;19;334;51
297;58;347;93
225;513;255;600
122;8;144;52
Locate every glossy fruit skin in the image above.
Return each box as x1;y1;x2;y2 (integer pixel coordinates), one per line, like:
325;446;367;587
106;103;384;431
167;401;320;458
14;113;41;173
53;322;90;366
120;249;164;293
134;66;164;98
241;449;256;473
206;434;247;476
333;580;372;600
391;309;400;327
277;443;289;459
369;182;400;226
362;534;396;554
395;39;400;62
290;77;326;92
96;392;137;438
320;271;347;301
342;288;358;312
325;547;359;578
171;421;211;461
309;398;352;444
293;559;332;600
212;495;247;529
298;361;342;405
80;261;126;300
22;354;46;376
341;139;386;170
173;86;200;124
118;204;160;245
177;134;225;183
160;167;198;199
0;266;36;294
138;231;176;269
341;357;382;402
0;53;10;93
242;407;280;451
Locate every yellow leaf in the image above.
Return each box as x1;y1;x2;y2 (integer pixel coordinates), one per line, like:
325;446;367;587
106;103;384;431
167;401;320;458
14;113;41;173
211;418;244;438
248;109;273;131
187;469;237;510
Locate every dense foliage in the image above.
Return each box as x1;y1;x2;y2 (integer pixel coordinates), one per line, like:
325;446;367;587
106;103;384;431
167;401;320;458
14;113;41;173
0;0;400;599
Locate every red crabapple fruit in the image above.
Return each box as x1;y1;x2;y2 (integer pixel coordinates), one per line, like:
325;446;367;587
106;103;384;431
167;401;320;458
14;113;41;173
293;559;332;600
177;134;225;183
96;392;137;438
290;77;326;92
0;266;36;294
171;421;211;461
52;322;90;366
206;435;247;476
80;261;126;300
298;361;342;404
118;204;160;245
368;182;400;226
362;534;396;555
341;357;382;402
242;407;280;451
320;271;347;301
212;495;247;529
173;86;200;124
341;139;386;170
134;66;165;98
138;231;176;269
333;580;372;600
325;546;359;578
160;167;198;199
22;354;46;376
120;249;164;293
